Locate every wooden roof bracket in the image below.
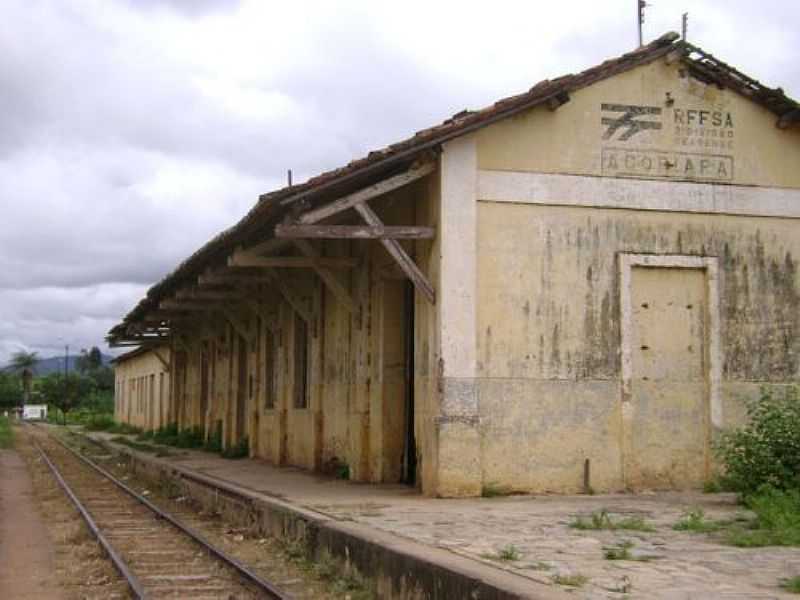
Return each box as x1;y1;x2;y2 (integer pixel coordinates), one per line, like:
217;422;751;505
261;269;312;324
354;202;435;304
296;162;436;225
244;299;279;335
292;239;355;312
223;309;255;344
152;348;171;371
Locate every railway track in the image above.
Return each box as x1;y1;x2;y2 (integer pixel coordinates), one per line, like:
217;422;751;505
27;425;290;599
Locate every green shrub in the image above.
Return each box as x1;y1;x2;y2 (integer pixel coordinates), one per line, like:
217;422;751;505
781;575;800;593
715;386;800;495
108;422;142;435
726;486;800;547
204;422;223;453
84;414;116;431
222;437;249;459
175;426;204;448
152;423;179;444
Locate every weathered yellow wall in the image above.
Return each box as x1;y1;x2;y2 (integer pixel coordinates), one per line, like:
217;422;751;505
114;347;171;431
167;173;441;493
477;58;800;188
468;54;800;493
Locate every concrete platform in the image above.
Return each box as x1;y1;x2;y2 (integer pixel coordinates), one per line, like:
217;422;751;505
86;431;800;599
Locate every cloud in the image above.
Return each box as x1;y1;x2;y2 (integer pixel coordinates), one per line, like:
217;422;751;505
0;0;798;365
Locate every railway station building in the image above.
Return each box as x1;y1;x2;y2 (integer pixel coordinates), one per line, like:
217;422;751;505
109;33;800;497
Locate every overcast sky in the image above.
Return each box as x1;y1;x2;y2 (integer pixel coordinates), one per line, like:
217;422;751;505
1;0;798;366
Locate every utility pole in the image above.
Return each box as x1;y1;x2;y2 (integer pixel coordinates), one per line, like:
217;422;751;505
637;0;647;47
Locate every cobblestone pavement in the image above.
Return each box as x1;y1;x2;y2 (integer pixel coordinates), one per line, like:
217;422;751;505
309;492;800;599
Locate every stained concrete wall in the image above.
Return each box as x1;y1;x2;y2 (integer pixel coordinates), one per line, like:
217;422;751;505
114;348;171;431
458;54;800;493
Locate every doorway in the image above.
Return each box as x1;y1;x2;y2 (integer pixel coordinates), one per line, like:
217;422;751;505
619;254;720;490
378;279;416;485
402;281;417;486
235;335;248;444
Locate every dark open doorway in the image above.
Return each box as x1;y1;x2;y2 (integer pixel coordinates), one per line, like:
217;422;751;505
402;281;417;486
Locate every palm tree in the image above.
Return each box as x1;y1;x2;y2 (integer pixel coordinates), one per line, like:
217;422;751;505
10;351;38;405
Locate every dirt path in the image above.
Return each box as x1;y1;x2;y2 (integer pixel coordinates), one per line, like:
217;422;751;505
0;448;64;599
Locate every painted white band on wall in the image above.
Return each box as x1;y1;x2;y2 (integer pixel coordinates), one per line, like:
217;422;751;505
478;170;800;218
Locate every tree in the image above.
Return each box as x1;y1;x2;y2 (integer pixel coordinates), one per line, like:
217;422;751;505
39;373;95;425
76;347;111;390
9;351;38;405
0;373;20;409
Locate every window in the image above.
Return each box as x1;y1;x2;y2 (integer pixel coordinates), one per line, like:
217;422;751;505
264;329;276;409
293;315;309;409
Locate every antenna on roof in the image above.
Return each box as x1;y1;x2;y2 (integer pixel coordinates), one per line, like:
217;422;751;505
637;0;647;47
287;169;293;187
681;12;688;42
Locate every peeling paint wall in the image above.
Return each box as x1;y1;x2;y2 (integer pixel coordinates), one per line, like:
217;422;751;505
467;55;800;493
160;174;442;493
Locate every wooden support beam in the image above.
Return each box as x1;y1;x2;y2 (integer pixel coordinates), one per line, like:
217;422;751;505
244;300;279;334
198;272;275;286
173;334;190;352
159;299;222;311
239;237;292;259
152;348;171;371
228;251;356;270
354;202;435;303
293;239;354;313
262;269;311;323
176;287;242;301
297;162;436;225
275;224;435;240
223;309;255;343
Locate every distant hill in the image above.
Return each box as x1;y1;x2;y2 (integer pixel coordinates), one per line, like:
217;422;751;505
2;353;113;376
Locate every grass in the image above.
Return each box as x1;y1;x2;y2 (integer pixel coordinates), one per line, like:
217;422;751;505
481;544;522;562
569;509;655;532
111;436;170;455
552;573;588;588
672;508;725;533
781;576;800;594
603;540;634;560
671;489;800;548
0;416;12;448
278;540;375;599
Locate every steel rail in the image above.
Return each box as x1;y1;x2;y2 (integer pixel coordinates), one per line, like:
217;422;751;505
32;436;147;599
32;426;290;600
